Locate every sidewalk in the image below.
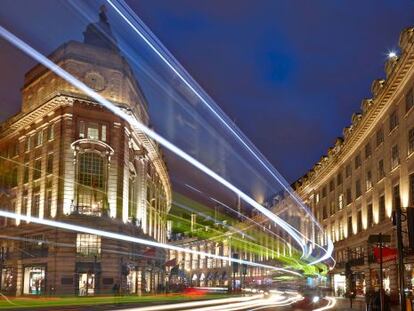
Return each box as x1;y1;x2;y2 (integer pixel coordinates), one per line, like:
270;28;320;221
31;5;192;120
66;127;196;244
334;297;400;311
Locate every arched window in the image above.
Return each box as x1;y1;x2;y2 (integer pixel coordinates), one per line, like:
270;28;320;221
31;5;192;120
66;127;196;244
76;152;107;216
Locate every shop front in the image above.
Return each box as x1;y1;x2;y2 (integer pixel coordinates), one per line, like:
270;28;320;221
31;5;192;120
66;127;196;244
23;265;46;295
1;267;15;293
333;273;346;296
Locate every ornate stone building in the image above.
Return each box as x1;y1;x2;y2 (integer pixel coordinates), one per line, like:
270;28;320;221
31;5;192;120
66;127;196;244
293;26;414;300
0;9;171;296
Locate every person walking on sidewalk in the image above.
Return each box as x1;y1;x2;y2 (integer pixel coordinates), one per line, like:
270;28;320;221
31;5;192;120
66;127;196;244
365;288;374;311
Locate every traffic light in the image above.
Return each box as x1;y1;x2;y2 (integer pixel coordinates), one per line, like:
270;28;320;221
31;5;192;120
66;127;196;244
407;207;414;249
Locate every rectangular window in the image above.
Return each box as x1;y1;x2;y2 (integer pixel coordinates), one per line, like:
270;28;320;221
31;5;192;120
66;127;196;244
45;189;52;217
379;195;386;222
23;164;29;184
376;128;384;147
337;173;343;186
79;121;85;138
378;159;385;179
32;193;40;217
329;179;335;192
322;205;327;220
346;164;352;178
355;179;361;198
322;187;327;198
330;201;335;215
87;123;99;140
348;216;353;237
22;196;28;216
346;188;352;205
410;174;414;206
389;109;399;132
391;144;400;169
76;234;101;257
339;218;344;240
366;170;373;190
365;143;372;159
35;131;43;147
354;154;361;169
101;125;107;142
408;128;414;155
357;210;362;233
338;194;344;210
33;159;41;180
47;124;55;141
406;87;414;113
367;203;373;228
25;137;31;152
46;154;53;175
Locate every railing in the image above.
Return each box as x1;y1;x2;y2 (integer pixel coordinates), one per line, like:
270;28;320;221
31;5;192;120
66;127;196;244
21;247;48;259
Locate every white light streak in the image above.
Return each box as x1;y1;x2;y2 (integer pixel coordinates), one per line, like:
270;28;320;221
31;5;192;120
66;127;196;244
0;24;309;259
105;0;334;262
0;210;302;277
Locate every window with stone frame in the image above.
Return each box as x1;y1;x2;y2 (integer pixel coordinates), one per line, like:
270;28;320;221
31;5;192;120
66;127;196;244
76;152;107;216
355;179;362;198
354;154;362;169
376;127;384;147
389;109;399;132
365;143;372;159
76;234;101;257
406;87;414;113
347;215;353;237
409;174;414;206
329;179;335;192
338;193;344;210
346;188;352;205
367;203;373;228
33;158;41;180
391;144;400;169
337;172;343;185
408;127;414;155
357;209;362;233
379;195;386;222
378;159;385;180
346;164;352;178
366;170;373;190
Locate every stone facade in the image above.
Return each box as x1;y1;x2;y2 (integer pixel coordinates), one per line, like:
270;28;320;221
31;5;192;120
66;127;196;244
0;10;171;296
293;26;414;300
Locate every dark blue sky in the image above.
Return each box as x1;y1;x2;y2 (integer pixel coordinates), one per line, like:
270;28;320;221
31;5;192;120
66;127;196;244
127;0;414;182
1;1;414;183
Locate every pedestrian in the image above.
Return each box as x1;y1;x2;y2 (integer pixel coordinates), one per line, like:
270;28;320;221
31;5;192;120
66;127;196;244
365;288;374;311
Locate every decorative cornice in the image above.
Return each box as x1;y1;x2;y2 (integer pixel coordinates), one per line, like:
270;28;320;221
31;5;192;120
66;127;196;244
296;26;414;195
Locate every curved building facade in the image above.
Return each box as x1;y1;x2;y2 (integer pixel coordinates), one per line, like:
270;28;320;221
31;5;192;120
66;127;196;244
0;10;171;296
294;26;414;299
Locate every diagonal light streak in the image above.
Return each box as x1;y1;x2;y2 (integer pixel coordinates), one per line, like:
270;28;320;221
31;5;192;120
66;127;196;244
0;25;309;259
105;0;334;263
0;210;302;277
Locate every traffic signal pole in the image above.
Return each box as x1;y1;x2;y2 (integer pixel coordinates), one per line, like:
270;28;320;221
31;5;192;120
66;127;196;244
395;206;407;311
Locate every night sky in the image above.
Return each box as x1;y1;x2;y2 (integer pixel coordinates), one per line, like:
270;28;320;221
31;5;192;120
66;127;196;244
2;1;414;183
130;0;414;183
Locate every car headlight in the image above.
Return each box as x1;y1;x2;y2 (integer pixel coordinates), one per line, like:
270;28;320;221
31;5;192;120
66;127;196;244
312;296;320;303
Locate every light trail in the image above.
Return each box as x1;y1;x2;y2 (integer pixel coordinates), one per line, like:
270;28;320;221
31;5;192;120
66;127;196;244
116;295;262;311
313;297;337;311
105;0;334;263
0;25;309;259
0;210;302;276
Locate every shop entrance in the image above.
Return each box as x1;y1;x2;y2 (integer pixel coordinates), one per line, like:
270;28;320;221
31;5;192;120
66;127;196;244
78;273;95;296
23;266;46;295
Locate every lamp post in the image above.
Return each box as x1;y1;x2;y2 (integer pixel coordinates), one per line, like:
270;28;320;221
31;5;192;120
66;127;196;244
394;206;406;311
